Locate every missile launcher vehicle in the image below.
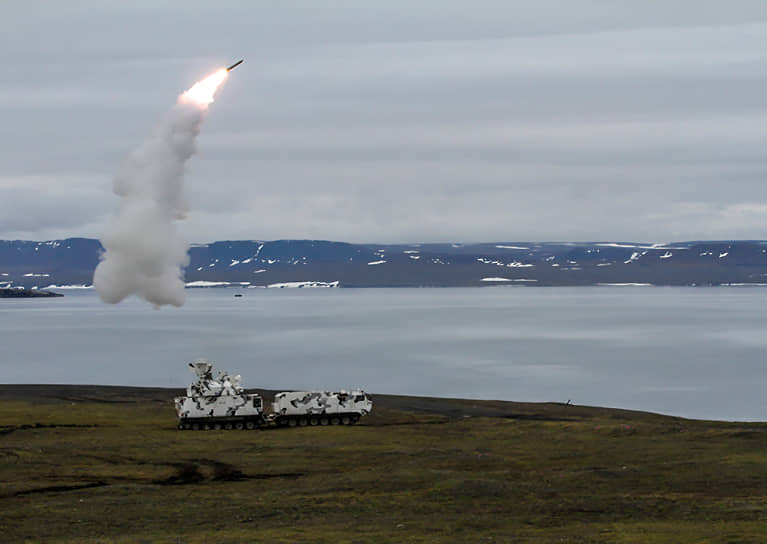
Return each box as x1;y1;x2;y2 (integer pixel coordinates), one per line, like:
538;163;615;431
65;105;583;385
175;361;264;430
175;360;372;430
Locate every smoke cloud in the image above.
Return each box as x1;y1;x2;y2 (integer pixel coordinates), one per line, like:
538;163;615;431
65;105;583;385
94;71;226;308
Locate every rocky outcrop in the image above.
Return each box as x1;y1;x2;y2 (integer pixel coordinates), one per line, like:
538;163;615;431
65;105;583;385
0;288;63;298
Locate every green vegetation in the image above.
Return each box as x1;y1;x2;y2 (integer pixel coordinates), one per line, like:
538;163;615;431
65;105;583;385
1;393;767;543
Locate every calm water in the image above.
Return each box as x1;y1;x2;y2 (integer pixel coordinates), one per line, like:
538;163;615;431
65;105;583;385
1;287;765;421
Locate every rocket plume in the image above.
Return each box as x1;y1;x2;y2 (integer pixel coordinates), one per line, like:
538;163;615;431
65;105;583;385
94;69;229;308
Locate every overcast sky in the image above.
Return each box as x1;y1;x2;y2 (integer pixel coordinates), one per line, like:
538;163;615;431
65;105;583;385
4;1;767;243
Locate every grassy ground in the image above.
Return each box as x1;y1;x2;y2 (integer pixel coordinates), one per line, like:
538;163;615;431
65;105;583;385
1;389;767;543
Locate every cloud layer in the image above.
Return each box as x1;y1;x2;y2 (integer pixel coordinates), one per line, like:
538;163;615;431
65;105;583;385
4;2;767;243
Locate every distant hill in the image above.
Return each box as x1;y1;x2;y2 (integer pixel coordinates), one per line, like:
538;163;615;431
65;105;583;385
2;238;767;289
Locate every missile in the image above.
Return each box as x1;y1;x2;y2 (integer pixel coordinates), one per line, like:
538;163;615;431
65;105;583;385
226;59;244;72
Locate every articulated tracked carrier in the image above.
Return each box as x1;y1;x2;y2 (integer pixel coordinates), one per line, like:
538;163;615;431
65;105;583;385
174;360;372;430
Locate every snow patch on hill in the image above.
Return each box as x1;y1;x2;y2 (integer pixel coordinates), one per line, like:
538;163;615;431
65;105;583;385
185;281;251;288
598;283;653;287
481;277;537;283
266;281;339;288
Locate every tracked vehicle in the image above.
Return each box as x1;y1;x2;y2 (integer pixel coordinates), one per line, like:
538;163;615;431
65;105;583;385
175;360;372;430
175;361;264;430
272;390;372;427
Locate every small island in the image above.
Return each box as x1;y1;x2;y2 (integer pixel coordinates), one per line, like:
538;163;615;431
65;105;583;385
0;288;63;298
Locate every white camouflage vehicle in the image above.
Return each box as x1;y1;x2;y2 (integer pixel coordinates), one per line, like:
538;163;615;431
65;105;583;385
175;360;372;430
273;390;372;427
175;361;265;430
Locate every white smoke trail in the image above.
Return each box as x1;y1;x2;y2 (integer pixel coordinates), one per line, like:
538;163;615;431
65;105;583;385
94;69;227;308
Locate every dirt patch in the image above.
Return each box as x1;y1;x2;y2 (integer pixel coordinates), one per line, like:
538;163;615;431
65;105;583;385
248;472;303;480
155;463;206;486
0;423;98;436
14;482;108;496
209;461;249;482
153;458;304;486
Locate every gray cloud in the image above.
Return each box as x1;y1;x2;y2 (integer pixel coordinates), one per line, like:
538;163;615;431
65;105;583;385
0;175;109;239
4;1;767;243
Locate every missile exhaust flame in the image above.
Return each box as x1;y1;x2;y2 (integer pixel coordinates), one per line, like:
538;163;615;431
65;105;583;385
180;68;228;107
